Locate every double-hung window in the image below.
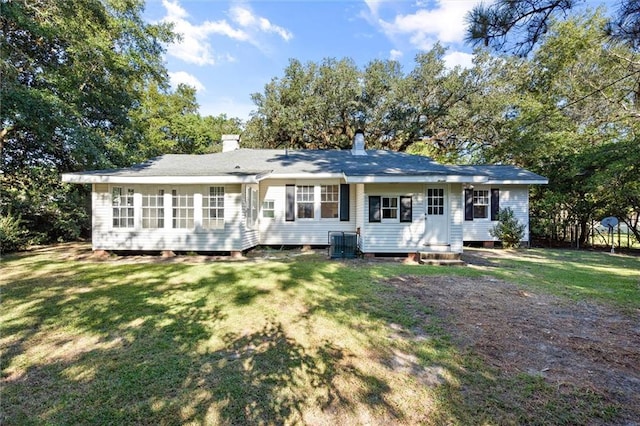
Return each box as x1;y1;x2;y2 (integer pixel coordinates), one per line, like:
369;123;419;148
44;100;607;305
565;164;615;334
112;187;134;228
320;185;339;219
473;190;489;219
172;189;194;229
369;195;412;223
262;200;275;218
142;189;165;229
202;186;224;230
381;197;398;220
296;185;314;219
465;188;499;221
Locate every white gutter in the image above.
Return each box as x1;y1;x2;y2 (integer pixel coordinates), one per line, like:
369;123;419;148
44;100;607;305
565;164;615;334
343;174;489;184
61;173;267;184
267;172;345;179
484;179;549;185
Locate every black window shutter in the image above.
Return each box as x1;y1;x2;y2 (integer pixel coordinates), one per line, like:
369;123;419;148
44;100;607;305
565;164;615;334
464;188;474;221
369;196;381;222
491;188;500;221
285;184;295;222
400;196;412;222
339;184;350;221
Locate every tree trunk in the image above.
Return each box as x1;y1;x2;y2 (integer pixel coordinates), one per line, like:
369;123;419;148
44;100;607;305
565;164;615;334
579;219;589;248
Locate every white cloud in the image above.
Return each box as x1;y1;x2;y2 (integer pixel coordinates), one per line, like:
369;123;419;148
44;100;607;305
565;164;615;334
230;5;293;41
162;0;188;20
443;51;475;69
160;0;292;66
168;71;205;92
363;0;385;17
161;0;247;65
366;0;485;50
389;49;403;60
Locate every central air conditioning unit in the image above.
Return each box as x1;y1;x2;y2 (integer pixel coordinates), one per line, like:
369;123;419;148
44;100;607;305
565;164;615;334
328;231;359;259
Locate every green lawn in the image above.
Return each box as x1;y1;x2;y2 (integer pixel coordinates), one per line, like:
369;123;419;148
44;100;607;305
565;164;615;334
470;248;640;311
1;245;638;425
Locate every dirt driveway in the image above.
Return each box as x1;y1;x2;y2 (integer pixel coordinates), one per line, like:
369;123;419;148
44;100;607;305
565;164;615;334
386;251;640;425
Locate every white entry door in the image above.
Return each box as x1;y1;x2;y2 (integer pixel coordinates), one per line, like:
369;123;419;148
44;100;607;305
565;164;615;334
424;186;449;245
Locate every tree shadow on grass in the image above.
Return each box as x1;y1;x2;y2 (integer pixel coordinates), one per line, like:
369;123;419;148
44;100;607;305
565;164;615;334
191;321;337;424
2;253;432;424
2;258;356;424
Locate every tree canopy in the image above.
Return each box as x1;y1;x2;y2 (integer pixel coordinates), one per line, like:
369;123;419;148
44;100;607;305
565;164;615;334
244;46;500;163
465;0;640;55
1;0;241;247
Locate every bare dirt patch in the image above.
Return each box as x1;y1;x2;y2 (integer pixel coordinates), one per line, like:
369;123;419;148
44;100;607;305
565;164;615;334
385;272;640;424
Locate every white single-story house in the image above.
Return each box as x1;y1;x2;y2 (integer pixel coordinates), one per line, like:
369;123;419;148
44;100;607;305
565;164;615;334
62;133;547;257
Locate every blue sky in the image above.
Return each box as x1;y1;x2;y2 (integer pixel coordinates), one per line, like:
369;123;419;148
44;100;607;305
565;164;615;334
143;0;610;122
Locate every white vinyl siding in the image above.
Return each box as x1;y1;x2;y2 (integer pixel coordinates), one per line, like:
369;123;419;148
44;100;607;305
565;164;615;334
92;184;251;251
258;179;355;245
360;184;425;253
449;183;464;253
463;185;530;242
90;180;529;254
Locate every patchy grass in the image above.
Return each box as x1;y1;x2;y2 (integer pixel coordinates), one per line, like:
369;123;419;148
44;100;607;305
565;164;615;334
468;248;640;311
1;244;635;425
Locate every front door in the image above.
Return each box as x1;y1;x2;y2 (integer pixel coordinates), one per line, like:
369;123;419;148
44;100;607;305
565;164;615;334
424;186;448;246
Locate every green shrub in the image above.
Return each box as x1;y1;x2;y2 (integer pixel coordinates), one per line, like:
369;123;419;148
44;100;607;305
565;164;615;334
0;213;29;253
490;207;526;249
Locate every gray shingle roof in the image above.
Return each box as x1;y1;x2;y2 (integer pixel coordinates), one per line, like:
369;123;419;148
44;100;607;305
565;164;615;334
63;149;547;183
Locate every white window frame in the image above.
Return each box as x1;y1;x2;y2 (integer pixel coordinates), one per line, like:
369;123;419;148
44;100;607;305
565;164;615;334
112;187;135;229
262;199;275;218
202;186;225;230
172;189;194;229
142;189;165;229
381;196;399;222
320;184;339;219
473;189;489;219
426;188;445;216
296;185;315;219
244;186;258;228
